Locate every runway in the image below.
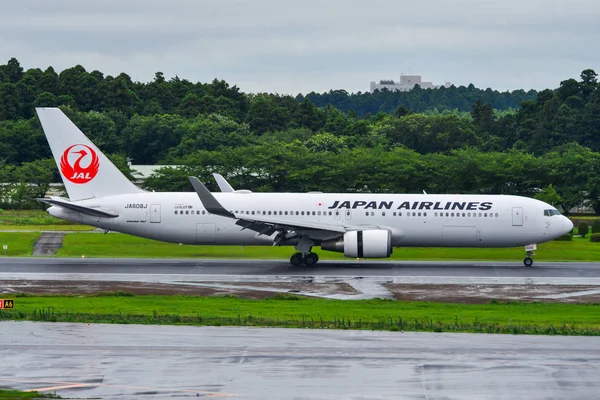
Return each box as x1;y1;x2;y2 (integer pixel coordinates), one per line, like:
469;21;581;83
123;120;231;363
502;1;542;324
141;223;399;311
1;321;599;400
3;257;600;277
3;258;600;301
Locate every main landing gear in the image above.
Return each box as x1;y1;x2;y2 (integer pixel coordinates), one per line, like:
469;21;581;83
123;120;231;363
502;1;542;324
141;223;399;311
290;252;319;266
289;236;319;266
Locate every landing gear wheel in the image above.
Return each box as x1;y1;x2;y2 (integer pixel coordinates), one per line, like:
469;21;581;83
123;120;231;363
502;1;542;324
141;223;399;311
290;253;304;266
304;253;319;266
524;257;533;267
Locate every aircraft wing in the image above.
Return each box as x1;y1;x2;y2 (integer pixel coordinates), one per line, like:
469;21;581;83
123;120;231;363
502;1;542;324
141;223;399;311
213;173;235;192
188;177;346;240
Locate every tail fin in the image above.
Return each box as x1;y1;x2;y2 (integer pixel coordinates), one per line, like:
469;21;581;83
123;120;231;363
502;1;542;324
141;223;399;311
36;107;144;201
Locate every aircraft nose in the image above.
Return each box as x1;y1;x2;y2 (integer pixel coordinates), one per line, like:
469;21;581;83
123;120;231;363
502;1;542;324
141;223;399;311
563;217;574;234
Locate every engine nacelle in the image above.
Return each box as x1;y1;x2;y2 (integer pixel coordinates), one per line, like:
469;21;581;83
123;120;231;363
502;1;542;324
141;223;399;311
321;230;392;258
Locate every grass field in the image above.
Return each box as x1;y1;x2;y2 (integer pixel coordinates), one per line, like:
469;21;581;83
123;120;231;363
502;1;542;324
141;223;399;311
55;232;600;261
0;232;40;256
0;230;597;260
0;294;599;335
0;210;94;230
0;389;59;399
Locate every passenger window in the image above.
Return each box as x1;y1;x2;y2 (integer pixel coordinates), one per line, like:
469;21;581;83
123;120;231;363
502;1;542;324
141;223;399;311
478;213;482;217
399;212;402;216
301;211;305;215
484;213;487;217
174;211;177;215
185;210;189;215
382;212;386;216
371;212;375;216
312;211;316;216
328;211;332;216
467;213;471;217
451;213;454;217
365;212;369;216
434;212;438;217
393;212;396;216
424;212;427;217
418;212;421;217
495;213;498;217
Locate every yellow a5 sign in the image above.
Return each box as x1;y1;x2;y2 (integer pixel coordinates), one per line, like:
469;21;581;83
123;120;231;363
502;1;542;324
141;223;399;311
0;299;14;309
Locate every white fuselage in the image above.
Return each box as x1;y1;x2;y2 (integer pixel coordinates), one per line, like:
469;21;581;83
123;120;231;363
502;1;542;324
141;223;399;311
48;192;572;249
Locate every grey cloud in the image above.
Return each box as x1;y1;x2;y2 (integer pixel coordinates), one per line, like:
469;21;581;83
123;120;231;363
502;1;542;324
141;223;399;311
0;0;599;93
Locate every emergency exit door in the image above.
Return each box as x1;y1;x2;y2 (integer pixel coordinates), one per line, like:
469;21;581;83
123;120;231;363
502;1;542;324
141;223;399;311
512;207;523;226
150;204;161;223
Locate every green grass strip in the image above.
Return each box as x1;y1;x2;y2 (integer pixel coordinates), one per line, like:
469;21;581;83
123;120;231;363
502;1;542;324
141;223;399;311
2;230;600;261
1;294;599;335
0;232;40;256
0;389;60;399
57;232;600;261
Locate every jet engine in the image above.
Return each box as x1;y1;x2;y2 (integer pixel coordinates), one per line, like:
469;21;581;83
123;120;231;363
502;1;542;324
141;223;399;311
321;230;392;258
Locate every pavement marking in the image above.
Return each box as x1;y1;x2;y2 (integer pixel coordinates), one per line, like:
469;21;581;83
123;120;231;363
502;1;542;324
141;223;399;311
534;289;600;299
26;383;91;392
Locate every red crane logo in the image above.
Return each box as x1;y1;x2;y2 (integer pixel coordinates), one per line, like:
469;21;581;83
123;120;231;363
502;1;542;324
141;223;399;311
60;144;100;184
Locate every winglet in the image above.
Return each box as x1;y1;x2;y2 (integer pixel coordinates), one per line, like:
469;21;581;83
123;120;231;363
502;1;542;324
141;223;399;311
188;176;236;218
213;173;235;192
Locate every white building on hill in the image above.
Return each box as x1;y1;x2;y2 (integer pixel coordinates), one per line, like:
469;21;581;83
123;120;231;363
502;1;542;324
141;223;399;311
369;74;451;92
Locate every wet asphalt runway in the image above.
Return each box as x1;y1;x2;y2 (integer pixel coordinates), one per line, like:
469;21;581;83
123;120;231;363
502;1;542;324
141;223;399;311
1;321;599;400
2;257;600;278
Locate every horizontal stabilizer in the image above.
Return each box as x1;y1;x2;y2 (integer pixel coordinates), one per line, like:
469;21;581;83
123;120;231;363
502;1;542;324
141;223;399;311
39;197;119;218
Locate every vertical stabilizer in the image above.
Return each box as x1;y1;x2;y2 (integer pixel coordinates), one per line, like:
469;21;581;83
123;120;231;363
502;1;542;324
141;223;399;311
36;107;144;201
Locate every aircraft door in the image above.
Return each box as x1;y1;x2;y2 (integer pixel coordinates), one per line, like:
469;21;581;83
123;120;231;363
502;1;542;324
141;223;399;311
512;207;523;226
150;204;161;223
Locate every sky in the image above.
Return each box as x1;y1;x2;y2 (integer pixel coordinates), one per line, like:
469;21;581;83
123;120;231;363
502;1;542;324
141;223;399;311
1;0;599;94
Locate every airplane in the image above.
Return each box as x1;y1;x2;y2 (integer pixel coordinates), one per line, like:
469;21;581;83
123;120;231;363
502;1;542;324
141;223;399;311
36;107;573;267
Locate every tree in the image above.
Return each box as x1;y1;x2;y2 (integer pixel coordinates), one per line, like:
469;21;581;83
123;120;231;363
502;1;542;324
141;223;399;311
578;221;589;237
2;58;24;83
247;95;289;134
534;184;563;207
294;99;324;131
15;159;56;200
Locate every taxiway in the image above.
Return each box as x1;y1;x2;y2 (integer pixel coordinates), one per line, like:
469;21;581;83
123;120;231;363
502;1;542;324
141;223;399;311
1;321;599;399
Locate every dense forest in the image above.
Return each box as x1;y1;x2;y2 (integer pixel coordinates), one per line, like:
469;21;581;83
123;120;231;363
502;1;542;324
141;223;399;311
0;58;599;214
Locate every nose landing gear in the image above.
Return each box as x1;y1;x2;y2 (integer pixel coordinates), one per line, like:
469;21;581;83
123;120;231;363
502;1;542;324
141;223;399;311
524;244;537;267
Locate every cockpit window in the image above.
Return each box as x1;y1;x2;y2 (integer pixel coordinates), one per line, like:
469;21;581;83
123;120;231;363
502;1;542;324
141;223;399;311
544;209;561;216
